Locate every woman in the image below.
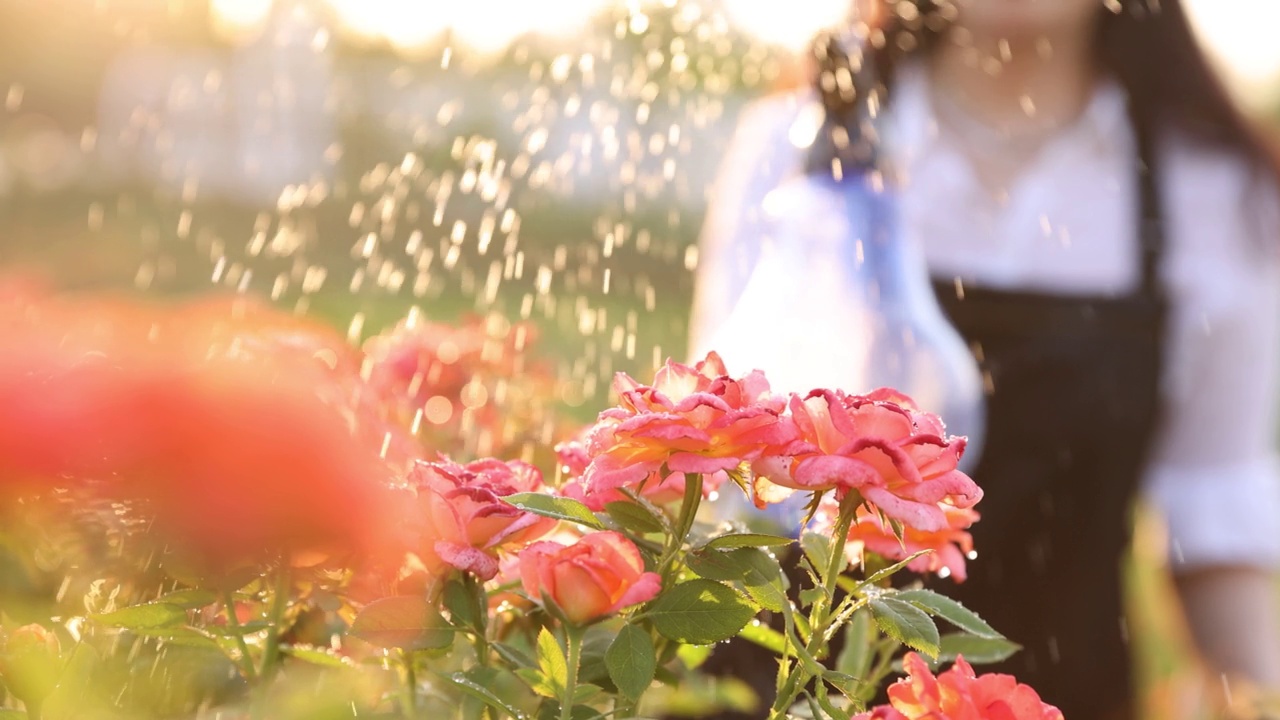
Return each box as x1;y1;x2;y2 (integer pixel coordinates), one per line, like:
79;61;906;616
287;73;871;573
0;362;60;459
690;1;1280;718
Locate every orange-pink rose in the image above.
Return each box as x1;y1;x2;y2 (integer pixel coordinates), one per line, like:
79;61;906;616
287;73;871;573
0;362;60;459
854;653;1064;720
558;433;727;510
816;501;978;582
581;353;795;497
754;389;981;532
518;531;661;625
411;458;557;581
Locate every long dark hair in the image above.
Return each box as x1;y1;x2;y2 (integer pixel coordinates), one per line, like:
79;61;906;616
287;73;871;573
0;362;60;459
807;0;1280;183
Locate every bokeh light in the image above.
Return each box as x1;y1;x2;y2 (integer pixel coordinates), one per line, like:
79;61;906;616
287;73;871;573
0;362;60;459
719;0;849;51
210;0;274;35
1184;0;1280;99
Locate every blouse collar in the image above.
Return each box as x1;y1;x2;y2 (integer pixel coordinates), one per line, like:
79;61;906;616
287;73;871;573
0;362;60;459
883;60;1133;175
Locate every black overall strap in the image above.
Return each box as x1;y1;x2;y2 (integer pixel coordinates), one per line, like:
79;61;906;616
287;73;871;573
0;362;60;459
1131;108;1167;301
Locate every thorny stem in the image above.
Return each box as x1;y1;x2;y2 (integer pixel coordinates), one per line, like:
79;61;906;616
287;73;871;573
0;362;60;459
221;589;258;684
464;574;491;668
401;649;419;718
768;493;859;719
658;473;704;580
258;563;290;682
560;625;585;720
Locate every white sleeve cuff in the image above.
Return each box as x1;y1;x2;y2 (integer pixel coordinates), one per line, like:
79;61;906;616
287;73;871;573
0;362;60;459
1142;455;1280;571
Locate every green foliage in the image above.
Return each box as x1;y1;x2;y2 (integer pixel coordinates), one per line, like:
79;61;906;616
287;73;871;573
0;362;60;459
92;603;186;631
933;634;1022;667
800;531;835;581
280;644;354;669
503;494;605;530
703;533;795;550
869;597;941;660
350;596;453;651
535;628;567;697
443;577;487;633
157;589;217;609
835;611;875;680
893;589;1002;639
605;625;655;700
439;671;531;720
604;501;667;535
648;579;757;645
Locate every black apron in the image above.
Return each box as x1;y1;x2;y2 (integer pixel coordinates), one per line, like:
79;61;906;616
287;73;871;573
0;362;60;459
928;114;1167;720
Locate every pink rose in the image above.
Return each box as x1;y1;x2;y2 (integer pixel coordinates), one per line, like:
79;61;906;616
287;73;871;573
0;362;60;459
518;531;661;624
412;458;557;580
755;389;981;532
853;652;1064;720
581;353;796;497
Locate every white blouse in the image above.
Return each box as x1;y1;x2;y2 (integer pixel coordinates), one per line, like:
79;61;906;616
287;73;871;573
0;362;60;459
690;65;1280;571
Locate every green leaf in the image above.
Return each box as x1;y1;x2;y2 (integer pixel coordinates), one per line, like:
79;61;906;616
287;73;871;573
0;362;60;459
204;620;271;637
41;642;101;720
859;551;933;588
605;624;656;700
158;589;217;609
350;596;453;650
686;549;746;582
738;621;786;655
704;533;795;550
604;501;666;535
494;641;537;669
835;610;875;679
92;602;186;630
800;531;834;582
536;627;567;695
444;577;486;632
869;597;940;659
686;548;786;613
440;671;530;719
893;589;1002;639
515;667;559;699
281;643;354;668
503;493;605;530
933;633;1022;667
0;712;27;719
146;627;221;648
648;579;757;644
737;548;787;614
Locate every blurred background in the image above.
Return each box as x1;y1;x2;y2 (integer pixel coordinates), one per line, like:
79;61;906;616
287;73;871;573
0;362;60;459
1;1;1278;715
1;0;1276;401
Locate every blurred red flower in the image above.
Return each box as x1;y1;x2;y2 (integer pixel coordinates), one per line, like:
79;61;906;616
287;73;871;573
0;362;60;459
0;287;403;572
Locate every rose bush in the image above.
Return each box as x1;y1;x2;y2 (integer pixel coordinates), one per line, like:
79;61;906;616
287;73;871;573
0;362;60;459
0;289;1058;720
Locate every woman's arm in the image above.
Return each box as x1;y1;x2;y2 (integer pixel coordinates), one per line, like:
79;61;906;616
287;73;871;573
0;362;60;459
1175;567;1280;688
1146;144;1280;695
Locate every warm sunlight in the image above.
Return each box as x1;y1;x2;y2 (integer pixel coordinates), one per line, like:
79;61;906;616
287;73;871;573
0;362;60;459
1184;0;1280;99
